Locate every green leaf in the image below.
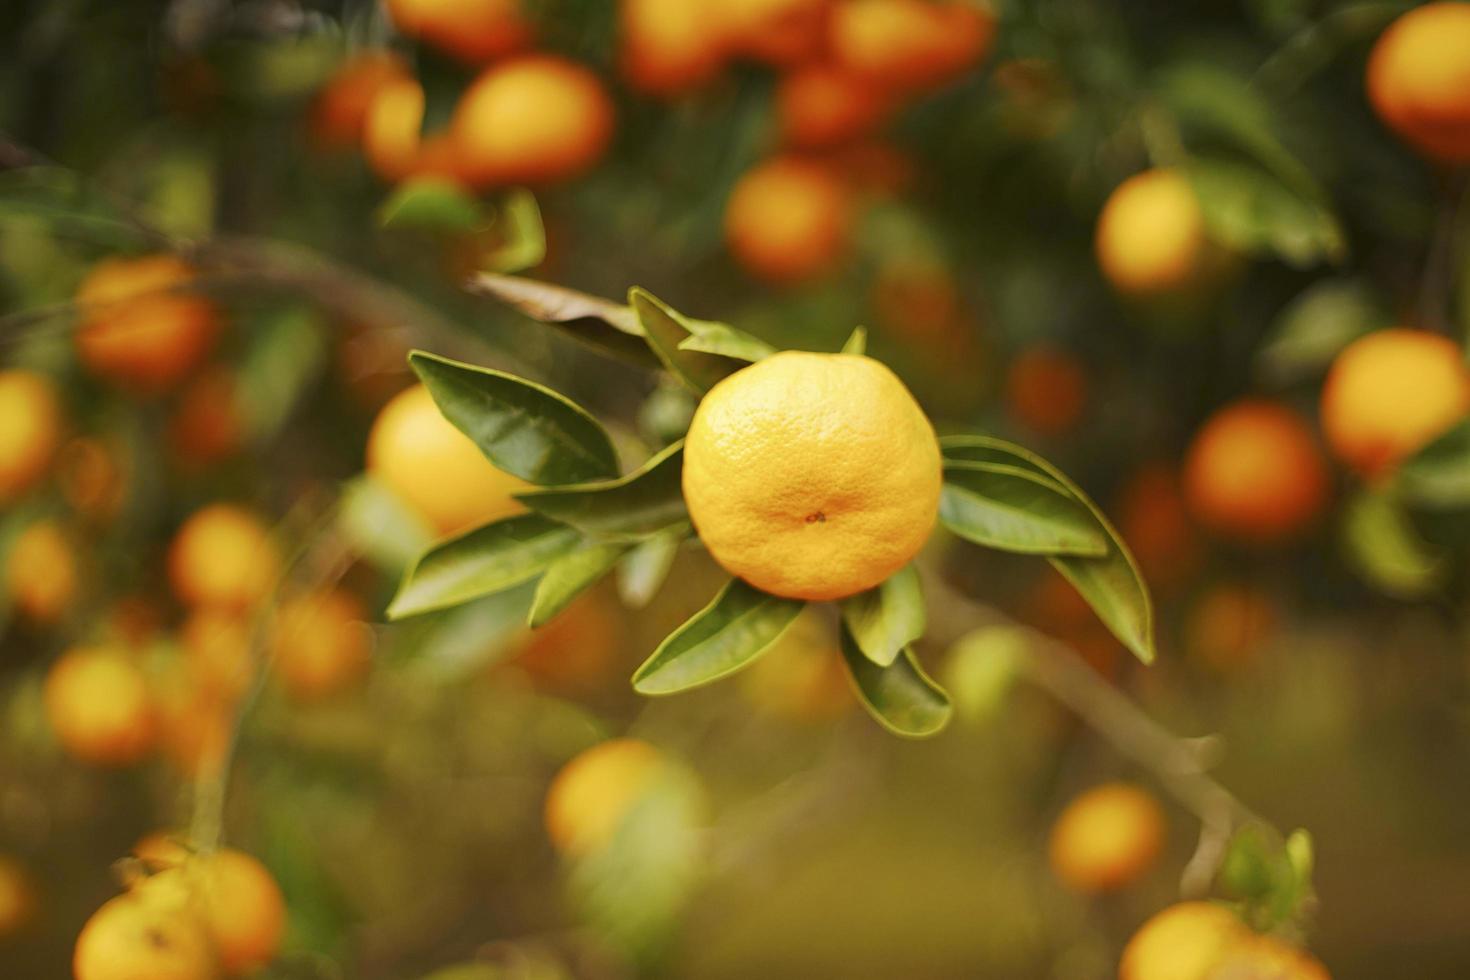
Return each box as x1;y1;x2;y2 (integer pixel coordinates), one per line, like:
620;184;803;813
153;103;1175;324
336;476;434;575
238;307;328;443
1187;157;1346;268
629;288;751;393
1255;278;1389;384
529;540;630;627
941;435;1155;664
466;273;658;368
1397;419;1470;509
939;461;1110;557
1341;489;1445;598
385;585;535;680
676;319;776;363
840;564;926;667
632;579;804;694
478;187;546;274
838;623;951;738
840;326;867;355
409;350;618;485
378;177;486;234
516;442;687;540
617;525;686;608
388;514;580;619
941;626;1025;724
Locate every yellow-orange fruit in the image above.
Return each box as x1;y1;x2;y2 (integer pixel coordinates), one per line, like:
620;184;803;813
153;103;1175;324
724;156;852;284
57;436;127;523
1116;463;1201;590
1366;2;1470;162
828;0;994;92
620;0;730;96
1048;782;1166;893
0;855;36;937
1120;902;1247;980
105;595;166;650
1183;400;1329;544
0;370;62;501
5;520;79;624
168;505;281;612
180;610;254;701
74;255;221;394
43;646;155;766
1214;934;1333;980
363;76;428;183
1185;583;1277;672
1004;345;1088;437
1320;328;1470;480
545;739;666;856
169;367;243;467
513;590;619;692
270;588;372;700
1095;169;1207;296
718;0;831;66
452;56;615;187
778;64;892;148
739;610;851;720
309;51;412;149
366;383;532;536
133;849;286;976
386;0;531;64
73;892;216;980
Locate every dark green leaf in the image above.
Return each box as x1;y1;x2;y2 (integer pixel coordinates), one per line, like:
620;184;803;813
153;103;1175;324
384;585;535;679
940;460;1110;557
838;623;951;738
1187;157;1346;268
517;442;687;540
632;579;804;694
1397;419;1470;509
629;288;750;393
1255;278;1389;384
617;525;687;608
1341;489;1445;598
409;350;618;485
529;540;630;627
466;273;658;367
388;514;580;619
377;177;486;234
238;307;327;443
840;564;926;667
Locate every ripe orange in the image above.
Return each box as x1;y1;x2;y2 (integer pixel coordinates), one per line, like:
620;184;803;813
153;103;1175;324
169;367;243;467
828;0;994;93
452;56;615;187
1115;462;1201;589
544;738;666;856
73;892;216;980
309;51;412;149
777;64;892;149
168;504;281;612
512;590;619;692
724;156;852;284
366;383;532;536
5;519;79;624
1183;400;1329;544
718;0;831;66
74;255;221;394
1214;933;1332;980
132;849;286;976
43;646;155;766
270;588;372;699
1119;902;1246;980
739;610;851;720
0;855;36;937
385;0;531;64
1004;345;1088;437
363;75;429;183
1366;2;1470;162
0;370;62;501
1048;782;1166;893
683;351;941;600
1320;328;1470;480
1185;582;1277;672
1095;169;1208;297
57;436;127;522
620;0;730;96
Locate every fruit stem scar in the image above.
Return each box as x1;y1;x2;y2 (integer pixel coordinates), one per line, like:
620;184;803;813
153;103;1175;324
805;511;826;524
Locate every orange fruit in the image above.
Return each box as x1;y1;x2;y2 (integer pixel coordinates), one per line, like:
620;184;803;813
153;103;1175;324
828;0;994;93
0;370;62;501
0;855;36;937
724;156;852;284
1048;782;1166;893
683;351;941;600
1120;902;1247;980
620;0;730;96
544;738;666;856
1115;462;1201;589
1185;582;1277;672
513;590;619;692
43;646;155;766
739;610;851;720
385;0;531;64
452;56;615;187
1095;169;1208;297
309;51;412;149
132;848;286;976
1214;934;1332;980
57;436;127;523
366;383;532;536
718;0;831;66
104;595;166;650
270;588;372;699
74;255;222;394
1004;345;1088;437
1320;328;1470;480
363;76;429;183
1183;400;1329;544
5;519;79;624
169;367;243;467
73;891;216;980
168;504;281;612
1366;2;1470;162
777;64;892;149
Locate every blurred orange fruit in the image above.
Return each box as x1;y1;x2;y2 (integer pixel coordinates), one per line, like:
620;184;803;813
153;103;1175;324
1366;2;1470;162
74;255;221;394
1320;328;1470;480
1183;400;1329;544
739;610;851;720
544;738;666;856
5;519;79;624
620;0;730;96
385;0;531;64
1215;933;1333;980
0;855;36;937
180;610;254;701
828;0;994;93
270;588;372;700
1095;169;1207;297
73;891;215;980
44;646;156;766
724;156;852;283
168;504;281;612
452;56;615;187
718;0;831;67
366;383;531;536
513;590;619;692
1004;345;1088;437
57;436;127;523
309;51;412;149
778;64;892;148
363;76;430;183
169;367;243;467
1048;782;1166;893
1185;582;1277;672
1120;902;1245;980
1115;462;1201;589
132;847;286;976
0;370;62;501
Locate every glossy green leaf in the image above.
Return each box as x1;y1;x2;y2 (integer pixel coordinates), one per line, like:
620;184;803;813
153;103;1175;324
838;623;951;738
409;350;618;485
632;579;804;694
676;318;776;363
629;288;751;393
840;564;926;667
941;435;1155;664
940;460;1110;557
388;514;580;619
617;525;686;608
1341;490;1445;598
1255;278;1388;384
1187;157;1346;268
529;540;630;627
516;442;687;540
385;584;535;680
478;187;545;274
841;326;867;355
377;177;485;234
466;273;658;367
1397;419;1470;509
